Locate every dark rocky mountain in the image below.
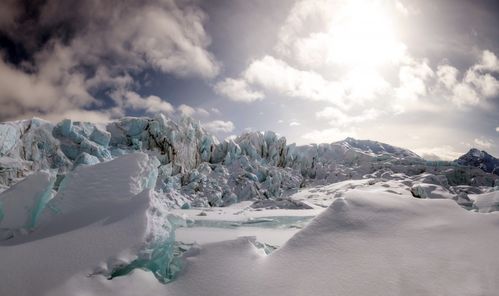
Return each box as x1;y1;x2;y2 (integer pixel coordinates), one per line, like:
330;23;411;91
456;148;499;176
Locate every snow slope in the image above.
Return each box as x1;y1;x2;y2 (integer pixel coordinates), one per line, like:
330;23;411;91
47;188;499;296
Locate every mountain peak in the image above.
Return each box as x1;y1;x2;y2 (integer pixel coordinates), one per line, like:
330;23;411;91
456;148;499;175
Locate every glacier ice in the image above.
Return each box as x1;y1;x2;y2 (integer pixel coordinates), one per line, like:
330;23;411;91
0;123;20;156
0;171;55;238
1;115;498;211
73;152;100;168
0;153;186;294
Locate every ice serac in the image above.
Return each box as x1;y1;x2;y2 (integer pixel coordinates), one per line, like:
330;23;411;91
42;153;183;282
0;171;55;239
235;131;287;167
0;118;71;187
44;153;159;216
0;123;20;156
0;152;183;296
107;115;210;171
53;119;111;162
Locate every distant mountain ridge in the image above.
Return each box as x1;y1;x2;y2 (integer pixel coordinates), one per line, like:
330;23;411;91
335;137;421;159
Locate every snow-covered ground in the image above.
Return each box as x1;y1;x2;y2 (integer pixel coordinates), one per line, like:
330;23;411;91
1;116;498;295
44;185;499;296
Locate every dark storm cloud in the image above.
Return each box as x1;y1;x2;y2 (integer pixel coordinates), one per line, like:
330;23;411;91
0;0;219;121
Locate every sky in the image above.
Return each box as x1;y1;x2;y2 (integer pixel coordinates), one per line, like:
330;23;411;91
0;0;498;159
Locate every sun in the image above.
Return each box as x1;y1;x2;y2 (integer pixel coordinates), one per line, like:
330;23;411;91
325;0;406;69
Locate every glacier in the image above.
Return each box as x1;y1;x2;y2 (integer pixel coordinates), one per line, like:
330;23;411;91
0;114;498;296
1;115;497;206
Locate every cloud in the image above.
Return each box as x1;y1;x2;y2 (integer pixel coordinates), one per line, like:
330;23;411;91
474;137;493;149
214;0;496;128
243;55;345;104
214;78;264;102
496;127;499;132
178;104;195;116
37;0;219;78
316;107;380;126
0;49;94;120
203;120;235;133
395;1;409;16
40;110;112;124
111;91;174;114
178;104;209;117
275;0;406;68
0;0;218;121
302;127;356;144
476;50;499;72
437;50;499;107
414;146;463;161
0;0;21;30
196;108;210;117
289;121;301;126
395;58;434;101
436;65;459;89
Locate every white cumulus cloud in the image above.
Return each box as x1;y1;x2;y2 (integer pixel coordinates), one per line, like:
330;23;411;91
214;78;264;102
414;146;463;161
244;55;344;104
111;91;174;114
316;107;380;127
474;137;493;149
302;127;356;144
437;50;499;107
178;104;209;117
203;120;235;133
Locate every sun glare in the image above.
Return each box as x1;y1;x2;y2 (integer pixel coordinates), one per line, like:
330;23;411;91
326;1;405;68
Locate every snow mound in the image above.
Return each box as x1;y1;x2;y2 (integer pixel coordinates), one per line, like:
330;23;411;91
166;190;499;296
56;189;499;296
471;191;499;213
